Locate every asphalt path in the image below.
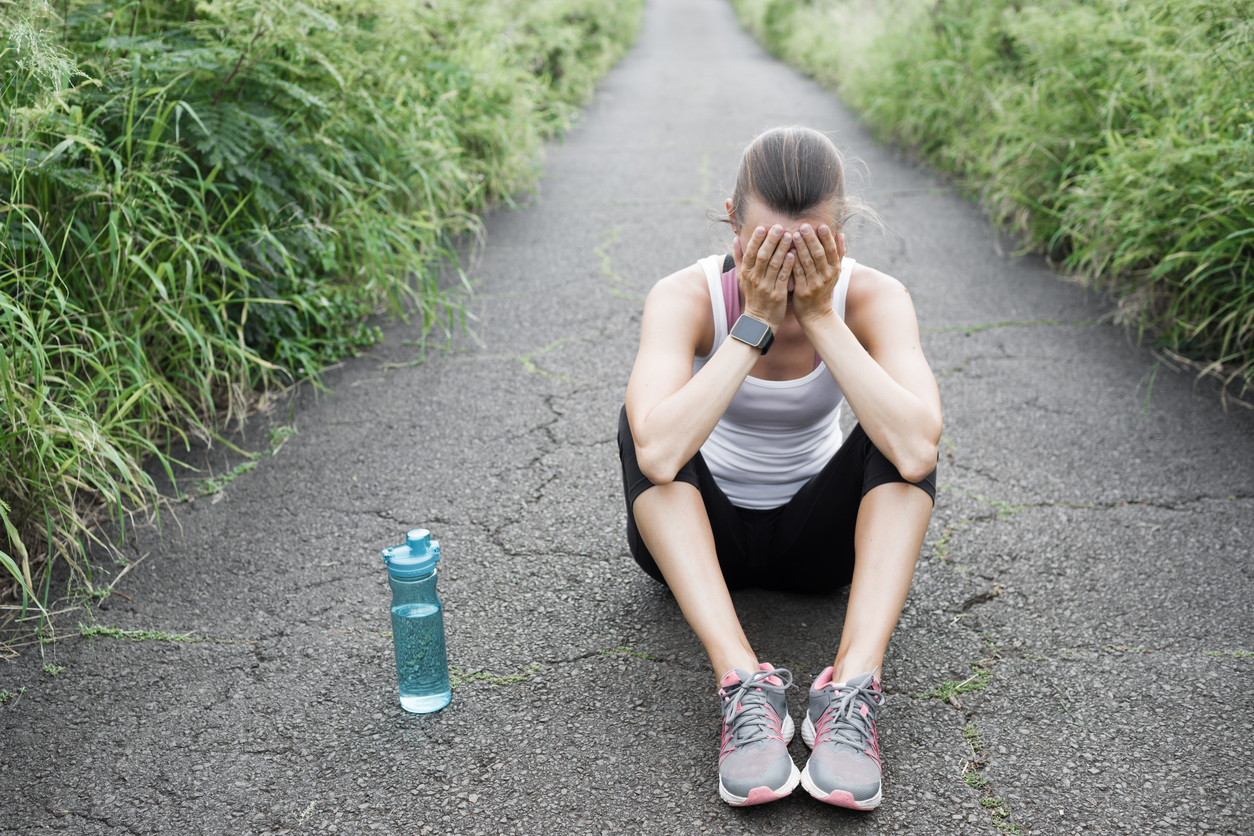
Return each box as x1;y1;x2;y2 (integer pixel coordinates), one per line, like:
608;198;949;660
4;0;1254;833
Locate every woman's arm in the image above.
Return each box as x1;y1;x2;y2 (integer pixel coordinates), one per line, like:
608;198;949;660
791;225;942;483
625;273;760;484
626;226;796;484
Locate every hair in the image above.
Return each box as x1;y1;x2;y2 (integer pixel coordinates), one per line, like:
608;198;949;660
719;126;878;234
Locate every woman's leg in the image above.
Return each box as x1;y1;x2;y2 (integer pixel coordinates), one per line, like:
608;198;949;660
831;480;932;682
765;425;933;809
621;409;801;807
619;406;761;683
632;482;758;684
770;422;936;680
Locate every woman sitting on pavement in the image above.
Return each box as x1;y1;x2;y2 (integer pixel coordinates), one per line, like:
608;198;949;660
617;126;941;810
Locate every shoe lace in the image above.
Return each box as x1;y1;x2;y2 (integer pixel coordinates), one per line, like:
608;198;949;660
815;679;885;750
720;668;794;750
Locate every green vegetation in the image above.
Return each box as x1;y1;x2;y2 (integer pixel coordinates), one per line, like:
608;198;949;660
938;483;1026;520
600;645;655;660
963;767;990;791
41;663;65;676
918;665;992;701
930;518;968;561
0;686;26;704
961;721;1021;834
78;622;253;644
447;662;541;689
918;635;999;699
187;423;293;498
1;0;644;608
733;0;1254;400
926;319;1095;337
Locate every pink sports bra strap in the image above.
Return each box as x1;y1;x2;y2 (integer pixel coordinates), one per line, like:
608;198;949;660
720;265;740;331
721;260;821;369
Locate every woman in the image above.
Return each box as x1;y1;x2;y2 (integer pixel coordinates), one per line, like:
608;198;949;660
617;127;941;810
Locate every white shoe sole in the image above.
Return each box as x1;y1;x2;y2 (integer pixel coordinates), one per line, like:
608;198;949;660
718;714;799;806
720;760;802;806
799;714;882;809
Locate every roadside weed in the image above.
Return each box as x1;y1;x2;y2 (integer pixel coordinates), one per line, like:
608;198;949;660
960;720;1021;834
0;687;26;704
0;0;645;606
732;0;1254;401
600;646;655;661
918;636;999;700
77;623;253;645
448;662;541;689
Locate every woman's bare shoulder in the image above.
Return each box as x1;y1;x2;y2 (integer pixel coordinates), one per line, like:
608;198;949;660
847;262;909;307
845;262;919;344
642;262;715;355
647;262;710;307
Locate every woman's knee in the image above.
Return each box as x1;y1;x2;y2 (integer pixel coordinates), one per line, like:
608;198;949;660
855;427;937;506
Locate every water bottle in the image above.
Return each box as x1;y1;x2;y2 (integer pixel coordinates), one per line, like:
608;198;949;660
381;528;451;713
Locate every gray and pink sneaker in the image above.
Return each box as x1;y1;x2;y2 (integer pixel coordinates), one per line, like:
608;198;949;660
800;668;885;810
716;664;801;806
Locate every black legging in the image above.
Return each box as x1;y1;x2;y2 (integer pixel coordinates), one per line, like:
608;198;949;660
617;406;936;594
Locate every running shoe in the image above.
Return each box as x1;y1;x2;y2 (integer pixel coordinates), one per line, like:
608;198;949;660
800;668;885;809
716;664;800;806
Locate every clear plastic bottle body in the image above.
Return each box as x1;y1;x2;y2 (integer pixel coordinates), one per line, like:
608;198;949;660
389;569;450;713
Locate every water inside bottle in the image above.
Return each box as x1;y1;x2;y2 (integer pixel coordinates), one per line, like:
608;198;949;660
392;602;450;713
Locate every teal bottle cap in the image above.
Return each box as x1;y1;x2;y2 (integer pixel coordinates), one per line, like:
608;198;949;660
382;528;441;577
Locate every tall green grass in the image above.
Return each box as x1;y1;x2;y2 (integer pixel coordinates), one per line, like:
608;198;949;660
733;0;1254;399
0;0;643;610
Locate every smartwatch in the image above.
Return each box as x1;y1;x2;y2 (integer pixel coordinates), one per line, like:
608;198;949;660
729;314;774;355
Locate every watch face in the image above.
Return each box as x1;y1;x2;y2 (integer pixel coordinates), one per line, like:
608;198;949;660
732;315;771;347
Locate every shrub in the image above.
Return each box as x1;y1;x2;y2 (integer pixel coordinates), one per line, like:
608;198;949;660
733;0;1254;400
0;0;643;608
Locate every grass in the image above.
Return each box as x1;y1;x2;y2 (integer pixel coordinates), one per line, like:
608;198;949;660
600;646;655;660
77;622;253;645
918;635;999;700
732;0;1254;402
595;225;642;300
447;662;541;689
938;483;1026;520
925;319;1095;336
961;721;1022;834
186;423;294;499
930;518;970;561
0;0;644;613
918;666;992;701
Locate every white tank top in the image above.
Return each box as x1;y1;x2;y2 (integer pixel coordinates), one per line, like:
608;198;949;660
691;254;853;509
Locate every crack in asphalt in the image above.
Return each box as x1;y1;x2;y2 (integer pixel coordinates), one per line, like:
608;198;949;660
938;481;1253;520
923;318;1097;337
470;337;593;385
911;487;1250;833
594;226;646;302
1000;643;1253;661
957;719;1021;834
946;459;1002;483
912;600;1024;831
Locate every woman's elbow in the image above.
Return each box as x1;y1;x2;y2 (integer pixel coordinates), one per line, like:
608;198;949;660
899;442;939;484
636;447;678;486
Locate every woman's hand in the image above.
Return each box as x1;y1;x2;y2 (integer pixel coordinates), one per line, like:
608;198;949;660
733;224;794;332
791;223;846;326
